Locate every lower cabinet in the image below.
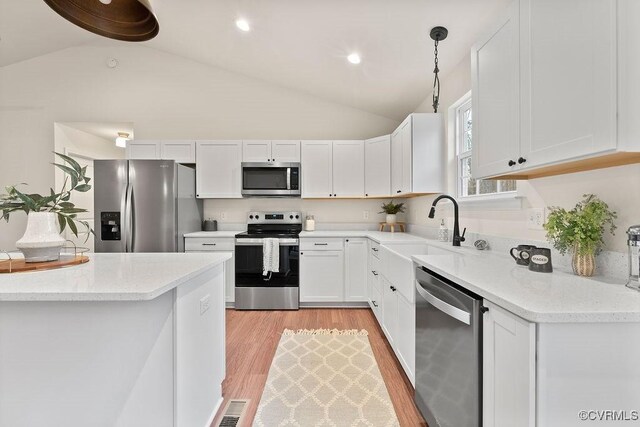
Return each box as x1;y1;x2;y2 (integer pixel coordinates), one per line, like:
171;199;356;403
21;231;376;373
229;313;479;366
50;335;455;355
299;237;369;304
344;238;367;301
381;277;398;347
184;237;235;304
483;301;536;427
300;249;344;302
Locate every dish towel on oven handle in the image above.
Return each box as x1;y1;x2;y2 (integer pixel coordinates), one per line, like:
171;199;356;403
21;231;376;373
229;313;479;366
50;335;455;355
263;238;280;276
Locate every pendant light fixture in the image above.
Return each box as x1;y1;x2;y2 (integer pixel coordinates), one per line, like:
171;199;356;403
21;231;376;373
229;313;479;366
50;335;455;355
429;26;448;113
43;0;159;42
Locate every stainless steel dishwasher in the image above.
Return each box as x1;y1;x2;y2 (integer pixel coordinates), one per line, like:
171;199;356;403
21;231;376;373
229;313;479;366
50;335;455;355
415;266;484;427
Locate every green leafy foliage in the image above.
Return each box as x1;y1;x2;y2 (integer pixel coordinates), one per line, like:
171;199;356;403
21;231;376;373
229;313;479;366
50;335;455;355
544;194;617;256
379;200;406;215
0;152;94;241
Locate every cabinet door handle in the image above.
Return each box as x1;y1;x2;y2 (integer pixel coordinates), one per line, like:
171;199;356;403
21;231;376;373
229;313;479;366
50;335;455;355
372;301;378;307
372;248;379;252
390;285;396;292
396;190;401;193
365;193;369;197
518;157;527;164
508;160;516;167
314;243;328;246
202;243;217;246
333;194;337;197
371;271;378;276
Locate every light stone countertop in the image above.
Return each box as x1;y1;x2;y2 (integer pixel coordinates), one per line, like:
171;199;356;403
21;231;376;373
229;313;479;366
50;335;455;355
184;231;243;238
0;252;231;302
302;229;640;322
299;230;426;243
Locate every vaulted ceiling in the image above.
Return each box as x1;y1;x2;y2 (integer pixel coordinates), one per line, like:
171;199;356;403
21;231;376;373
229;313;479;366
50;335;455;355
0;0;509;120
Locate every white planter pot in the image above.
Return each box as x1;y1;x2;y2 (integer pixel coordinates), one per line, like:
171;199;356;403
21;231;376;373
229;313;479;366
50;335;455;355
15;212;65;262
386;214;397;225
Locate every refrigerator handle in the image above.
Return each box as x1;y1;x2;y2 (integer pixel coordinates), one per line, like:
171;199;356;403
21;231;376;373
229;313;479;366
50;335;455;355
129;185;135;252
125;183;133;252
120;184;128;252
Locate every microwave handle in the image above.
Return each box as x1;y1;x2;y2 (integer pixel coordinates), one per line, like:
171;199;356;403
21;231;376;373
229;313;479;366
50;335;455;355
287;168;291;190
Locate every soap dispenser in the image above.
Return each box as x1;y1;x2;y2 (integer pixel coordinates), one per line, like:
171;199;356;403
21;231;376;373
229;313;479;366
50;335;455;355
438;219;449;242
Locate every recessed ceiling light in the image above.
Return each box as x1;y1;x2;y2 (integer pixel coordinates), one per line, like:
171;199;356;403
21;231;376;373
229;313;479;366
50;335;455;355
235;19;251;32
347;53;361;65
98;0;112;4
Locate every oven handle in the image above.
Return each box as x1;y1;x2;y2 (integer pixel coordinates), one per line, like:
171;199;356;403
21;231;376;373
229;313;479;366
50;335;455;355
415;280;471;325
235;238;299;246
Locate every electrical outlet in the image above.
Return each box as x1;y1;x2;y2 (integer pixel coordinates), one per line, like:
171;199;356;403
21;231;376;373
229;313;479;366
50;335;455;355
363;211;369;220
220;212;227;220
527;208;545;230
200;294;211;315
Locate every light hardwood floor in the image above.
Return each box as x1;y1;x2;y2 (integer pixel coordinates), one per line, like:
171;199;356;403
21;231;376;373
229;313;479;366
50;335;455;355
212;308;427;427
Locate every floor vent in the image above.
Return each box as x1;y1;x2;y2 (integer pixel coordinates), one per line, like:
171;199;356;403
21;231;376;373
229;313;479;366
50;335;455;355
218;399;249;427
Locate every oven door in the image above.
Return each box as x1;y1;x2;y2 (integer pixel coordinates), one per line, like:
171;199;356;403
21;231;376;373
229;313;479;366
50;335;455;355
241;162;300;197
235;238;300;288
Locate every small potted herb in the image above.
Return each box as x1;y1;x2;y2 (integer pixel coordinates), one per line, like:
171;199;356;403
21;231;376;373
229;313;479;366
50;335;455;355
0;152;93;262
544;194;617;276
379;200;406;225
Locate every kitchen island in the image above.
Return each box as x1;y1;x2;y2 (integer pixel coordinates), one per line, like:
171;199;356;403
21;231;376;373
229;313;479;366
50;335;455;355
0;252;231;427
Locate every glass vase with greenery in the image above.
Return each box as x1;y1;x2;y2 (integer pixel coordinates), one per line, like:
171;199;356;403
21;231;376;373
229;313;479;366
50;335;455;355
544;194;617;276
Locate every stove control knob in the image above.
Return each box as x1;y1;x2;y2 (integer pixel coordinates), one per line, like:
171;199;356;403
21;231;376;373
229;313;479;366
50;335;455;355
249;215;254;219
295;215;299;219
255;215;260;219
289;215;294;219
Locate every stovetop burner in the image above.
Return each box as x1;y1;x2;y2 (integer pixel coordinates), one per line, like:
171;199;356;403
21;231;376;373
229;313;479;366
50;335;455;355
235;232;300;239
237;211;303;239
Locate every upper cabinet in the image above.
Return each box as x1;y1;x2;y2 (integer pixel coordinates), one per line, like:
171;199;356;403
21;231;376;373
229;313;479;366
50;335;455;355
242;140;301;163
471;1;520;179
301;141;365;198
365;135;391;198
473;0;636;180
196;141;243;198
390;114;445;196
127;140;195;163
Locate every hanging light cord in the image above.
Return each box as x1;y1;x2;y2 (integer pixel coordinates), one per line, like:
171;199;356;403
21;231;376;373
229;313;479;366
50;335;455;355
432;39;441;113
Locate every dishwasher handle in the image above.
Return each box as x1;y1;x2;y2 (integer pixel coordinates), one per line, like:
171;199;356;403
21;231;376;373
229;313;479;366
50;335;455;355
415;280;471;325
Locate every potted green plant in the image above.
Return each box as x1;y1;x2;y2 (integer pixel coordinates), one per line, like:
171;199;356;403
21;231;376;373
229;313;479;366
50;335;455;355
544;194;617;277
0;152;93;262
379;200;406;225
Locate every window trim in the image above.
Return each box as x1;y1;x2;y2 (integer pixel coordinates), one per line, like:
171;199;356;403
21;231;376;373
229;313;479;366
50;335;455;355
452;92;517;200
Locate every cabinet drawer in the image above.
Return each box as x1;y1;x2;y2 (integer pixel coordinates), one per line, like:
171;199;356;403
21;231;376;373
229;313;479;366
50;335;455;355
370;241;381;258
184;238;235;251
370;285;383;325
300;238;344;251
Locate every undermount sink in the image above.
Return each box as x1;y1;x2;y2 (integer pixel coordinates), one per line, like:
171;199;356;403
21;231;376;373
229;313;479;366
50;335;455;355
381;243;452;259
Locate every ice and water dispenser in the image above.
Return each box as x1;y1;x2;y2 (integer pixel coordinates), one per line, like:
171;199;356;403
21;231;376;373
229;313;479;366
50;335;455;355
100;212;121;241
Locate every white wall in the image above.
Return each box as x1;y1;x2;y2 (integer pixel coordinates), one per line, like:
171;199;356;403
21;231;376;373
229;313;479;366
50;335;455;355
0;44;399;249
407;56;637;253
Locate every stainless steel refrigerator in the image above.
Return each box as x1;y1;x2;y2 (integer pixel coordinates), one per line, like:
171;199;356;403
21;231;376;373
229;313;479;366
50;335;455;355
94;160;203;253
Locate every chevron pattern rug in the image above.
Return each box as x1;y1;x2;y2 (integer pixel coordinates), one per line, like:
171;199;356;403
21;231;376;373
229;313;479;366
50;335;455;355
253;329;400;427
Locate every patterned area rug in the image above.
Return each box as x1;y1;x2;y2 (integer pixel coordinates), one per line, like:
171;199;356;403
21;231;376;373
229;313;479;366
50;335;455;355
253;329;400;427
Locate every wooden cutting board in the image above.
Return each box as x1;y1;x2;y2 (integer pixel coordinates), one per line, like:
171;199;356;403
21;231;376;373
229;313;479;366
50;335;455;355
0;255;89;273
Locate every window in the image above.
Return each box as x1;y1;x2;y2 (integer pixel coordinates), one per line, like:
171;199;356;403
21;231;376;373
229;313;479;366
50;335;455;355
456;97;516;198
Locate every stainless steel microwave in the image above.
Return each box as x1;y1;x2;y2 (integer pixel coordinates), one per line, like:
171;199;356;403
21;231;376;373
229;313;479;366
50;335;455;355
241;162;301;197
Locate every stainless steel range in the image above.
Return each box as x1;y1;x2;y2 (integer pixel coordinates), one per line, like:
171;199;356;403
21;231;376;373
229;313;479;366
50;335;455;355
234;211;301;310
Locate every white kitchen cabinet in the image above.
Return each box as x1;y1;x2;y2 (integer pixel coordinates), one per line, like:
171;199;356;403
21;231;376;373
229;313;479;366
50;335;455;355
126;140;161;160
184;237;235;304
390;114;444;196
332;141;365;198
396;291;415;384
196;141;242;198
472;0;629;180
299;249;344;302
242;140;272;162
161;141;195;163
518;0;617;168
483;300;535;427
243;140;301;163
471;1;520;178
127;140;195;163
344;238;367;302
272;140;301;162
381;277;398;347
364;135;391;197
301;141;333;198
